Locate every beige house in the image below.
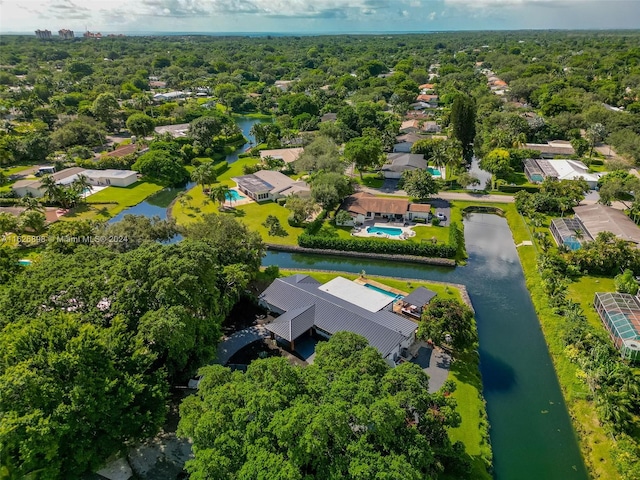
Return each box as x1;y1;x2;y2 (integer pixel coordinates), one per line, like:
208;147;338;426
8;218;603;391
82;169;138;187
259;148;304;165
11;167;86;197
340;192;431;225
233;170;310;201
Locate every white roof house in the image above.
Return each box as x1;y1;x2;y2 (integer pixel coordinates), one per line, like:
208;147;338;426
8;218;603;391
233;170;310;201
317;276;394;313
524;159;601;188
82;169;138;187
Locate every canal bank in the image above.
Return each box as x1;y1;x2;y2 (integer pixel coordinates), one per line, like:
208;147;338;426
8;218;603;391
262;213;588;480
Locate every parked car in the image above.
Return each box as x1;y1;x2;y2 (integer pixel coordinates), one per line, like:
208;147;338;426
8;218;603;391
436;212;446;220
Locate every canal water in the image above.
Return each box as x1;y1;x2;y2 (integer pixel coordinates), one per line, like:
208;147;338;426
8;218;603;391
225;116;273;163
262;213;588;480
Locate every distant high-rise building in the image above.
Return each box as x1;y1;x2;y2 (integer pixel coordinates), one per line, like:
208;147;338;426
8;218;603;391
35;29;52;40
83;31;102;39
58;29;74;39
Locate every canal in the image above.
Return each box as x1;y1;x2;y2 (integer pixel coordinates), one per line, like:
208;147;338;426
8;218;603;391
262;213;588;480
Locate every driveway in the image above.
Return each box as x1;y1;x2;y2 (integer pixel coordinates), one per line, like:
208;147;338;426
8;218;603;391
357;184;515;203
429;198;451;226
410;345;452;393
216;326;269;365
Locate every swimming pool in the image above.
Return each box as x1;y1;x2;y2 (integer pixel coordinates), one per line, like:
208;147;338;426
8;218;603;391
427;167;442;177
226;190;247;201
366;226;403;236
18;259;32;266
364;283;404;300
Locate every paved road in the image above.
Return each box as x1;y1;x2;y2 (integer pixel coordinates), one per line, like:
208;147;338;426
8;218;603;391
216;326;269;365
357;184;515;203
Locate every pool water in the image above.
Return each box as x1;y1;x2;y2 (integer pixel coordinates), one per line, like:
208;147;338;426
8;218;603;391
364;283;404;300
18;259;32;266
226;190;246;201
427;167;442;177
366;226;403;236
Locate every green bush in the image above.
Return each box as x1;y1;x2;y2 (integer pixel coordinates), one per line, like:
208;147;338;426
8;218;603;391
298;233;455;258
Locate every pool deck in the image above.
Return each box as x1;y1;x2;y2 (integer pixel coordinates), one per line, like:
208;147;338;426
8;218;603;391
353;276;408;297
351;222;416;240
224;188;253;207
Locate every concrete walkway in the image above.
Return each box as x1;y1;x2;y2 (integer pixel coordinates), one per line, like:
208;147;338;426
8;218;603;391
216;326;269;365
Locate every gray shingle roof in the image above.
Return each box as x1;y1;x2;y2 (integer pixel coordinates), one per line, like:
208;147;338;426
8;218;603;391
259;275;417;358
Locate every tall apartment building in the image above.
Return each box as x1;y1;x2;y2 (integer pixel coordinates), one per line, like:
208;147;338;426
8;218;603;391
58;29;74;39
35;29;52;39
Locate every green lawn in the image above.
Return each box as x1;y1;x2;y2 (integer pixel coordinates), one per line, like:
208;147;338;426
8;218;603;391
352;172;384;188
62;181;165;220
1;165;33;176
567;276;616;331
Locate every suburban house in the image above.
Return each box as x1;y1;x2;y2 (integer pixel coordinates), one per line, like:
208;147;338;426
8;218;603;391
154;123;190;138
259;275;418;364
381;153;427;179
573;204;640;246
419;83;435;93
524;158;601;188
12;167;86;197
523;140;575;158
232;170;310;201
274;80;295;91
259;147;304;165
549;217;592;250
399;120;441;134
81;169;138;187
340;192;431;224
594;292;640;361
394;133;423;153
153;91;186;102
12;167;138;197
416;94;439;106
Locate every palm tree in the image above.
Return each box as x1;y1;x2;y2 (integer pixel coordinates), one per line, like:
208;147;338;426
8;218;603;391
249;123;268;145
72;174;92;202
191;163;217;193
19;196;44;213
40;175;60;203
209;185;230;209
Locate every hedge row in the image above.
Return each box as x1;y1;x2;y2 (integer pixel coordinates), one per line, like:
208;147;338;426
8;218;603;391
298;233;456;258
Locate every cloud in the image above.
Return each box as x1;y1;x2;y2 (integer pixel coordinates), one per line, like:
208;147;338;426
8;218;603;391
428;11;437;20
444;0;578;7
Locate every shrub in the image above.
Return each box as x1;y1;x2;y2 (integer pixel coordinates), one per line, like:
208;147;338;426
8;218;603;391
431;217;441;226
298;234;455;258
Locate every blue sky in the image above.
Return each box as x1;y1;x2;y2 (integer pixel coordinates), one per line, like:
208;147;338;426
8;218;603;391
2;0;639;34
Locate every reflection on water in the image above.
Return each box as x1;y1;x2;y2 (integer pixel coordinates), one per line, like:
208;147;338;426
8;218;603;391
263;213;587;480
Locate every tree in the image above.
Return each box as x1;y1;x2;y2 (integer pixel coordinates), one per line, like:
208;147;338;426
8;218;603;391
457;171;480;189
343;136;384;179
98;215;178;252
189;116;222;149
0;212;18;235
615;269;639;295
262;215;288;237
450;94;476;162
51;117;107;149
597;171;640;208
417;299;478;354
400;169;439;200
132;150;190;186
126;113;154;137
310;172;352;210
19;196;44;212
285;195;316;224
178;332;468;480
18;210;45;234
479;148;513;188
190;163;217;192
209;185;231;209
0;312;168;479
586;123;607;158
570;137;590;157
294;136;343;174
92;93;120;131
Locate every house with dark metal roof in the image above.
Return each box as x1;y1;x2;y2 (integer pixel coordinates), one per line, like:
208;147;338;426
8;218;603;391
259;275;417;364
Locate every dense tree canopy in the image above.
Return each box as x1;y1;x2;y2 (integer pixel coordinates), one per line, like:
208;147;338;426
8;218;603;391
179;332;469;480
